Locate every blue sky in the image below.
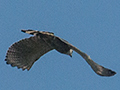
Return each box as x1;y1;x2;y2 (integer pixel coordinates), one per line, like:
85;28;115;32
0;0;120;90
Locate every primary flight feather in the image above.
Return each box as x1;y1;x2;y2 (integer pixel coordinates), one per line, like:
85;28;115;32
5;29;116;76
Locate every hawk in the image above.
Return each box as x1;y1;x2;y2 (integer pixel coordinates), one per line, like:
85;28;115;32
5;29;116;77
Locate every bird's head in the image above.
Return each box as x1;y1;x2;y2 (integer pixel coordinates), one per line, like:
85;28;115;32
66;49;73;57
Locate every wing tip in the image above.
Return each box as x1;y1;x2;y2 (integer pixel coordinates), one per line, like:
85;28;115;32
107;69;116;76
21;29;39;35
96;68;116;77
21;29;26;33
21;29;34;32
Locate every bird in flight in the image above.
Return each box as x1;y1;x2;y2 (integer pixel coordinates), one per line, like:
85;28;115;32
5;29;116;77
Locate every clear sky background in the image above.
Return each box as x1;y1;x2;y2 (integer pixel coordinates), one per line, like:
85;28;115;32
0;0;120;90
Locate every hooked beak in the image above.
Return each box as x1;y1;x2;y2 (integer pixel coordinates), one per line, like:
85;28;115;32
69;54;72;57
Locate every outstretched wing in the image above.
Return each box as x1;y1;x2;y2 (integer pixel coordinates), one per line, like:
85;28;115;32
68;43;116;76
5;36;54;70
5;29;116;77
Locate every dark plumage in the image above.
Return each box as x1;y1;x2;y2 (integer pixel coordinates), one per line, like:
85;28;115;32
5;29;116;76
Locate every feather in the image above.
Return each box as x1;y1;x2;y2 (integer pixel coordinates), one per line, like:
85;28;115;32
5;29;116;76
